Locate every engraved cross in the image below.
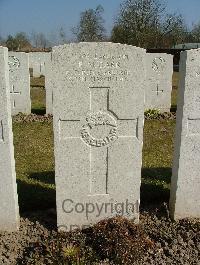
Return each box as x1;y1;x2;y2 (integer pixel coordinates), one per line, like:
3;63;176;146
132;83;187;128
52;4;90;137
153;84;163;96
59;87;139;196
10;85;21;108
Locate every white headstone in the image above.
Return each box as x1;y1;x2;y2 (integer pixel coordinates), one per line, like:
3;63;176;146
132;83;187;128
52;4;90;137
29;52;50;77
8;52;31;115
45;52;53;114
52;43;146;231
0;47;19;231
145;53;173;112
170;49;200;219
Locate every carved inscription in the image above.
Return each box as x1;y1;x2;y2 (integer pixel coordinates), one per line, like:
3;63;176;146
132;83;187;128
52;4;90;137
8;56;20;72
152;57;165;72
66;53;130;82
192;142;200;152
190;57;200;78
81;112;118;147
80;53;129;60
188;118;200;135
195;71;200;77
0;120;4;142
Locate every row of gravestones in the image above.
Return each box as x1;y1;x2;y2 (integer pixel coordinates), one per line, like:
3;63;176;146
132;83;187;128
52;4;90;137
0;43;199;232
29;52;50;77
8;50;173;116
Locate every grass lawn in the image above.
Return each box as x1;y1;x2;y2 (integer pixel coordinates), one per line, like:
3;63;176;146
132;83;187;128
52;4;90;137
31;87;46;114
30;77;46;114
13;119;176;214
13;122;55;212
171;71;179;111
30;76;45;87
172;72;179;89
142;119;175;206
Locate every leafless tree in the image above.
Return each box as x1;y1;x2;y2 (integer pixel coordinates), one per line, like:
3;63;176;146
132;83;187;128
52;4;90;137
190;22;200;43
111;0;187;48
31;31;49;49
72;5;106;42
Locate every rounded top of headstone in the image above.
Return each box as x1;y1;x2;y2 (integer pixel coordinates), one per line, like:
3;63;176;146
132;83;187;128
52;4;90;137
52;42;146;52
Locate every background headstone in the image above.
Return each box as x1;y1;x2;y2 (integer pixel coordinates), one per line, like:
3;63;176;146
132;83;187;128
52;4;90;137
52;43;146;231
29;52;50;77
45;52;53;114
170;49;200;219
8;52;31;115
0;47;19;231
145;53;173;112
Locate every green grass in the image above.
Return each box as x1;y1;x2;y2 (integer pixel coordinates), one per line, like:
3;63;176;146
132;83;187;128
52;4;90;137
30;77;46;114
171;72;179;111
13;119;176;214
142;119;175;206
171;89;178;110
31;87;46;115
172;72;179;89
13;122;55;212
30;76;45;87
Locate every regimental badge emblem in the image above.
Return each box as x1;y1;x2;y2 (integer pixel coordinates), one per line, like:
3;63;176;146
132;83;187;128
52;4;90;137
8;56;20;72
81;111;118;147
152;57;165;72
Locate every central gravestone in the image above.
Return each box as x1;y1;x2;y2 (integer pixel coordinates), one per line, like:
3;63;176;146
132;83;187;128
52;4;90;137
52;43;146;231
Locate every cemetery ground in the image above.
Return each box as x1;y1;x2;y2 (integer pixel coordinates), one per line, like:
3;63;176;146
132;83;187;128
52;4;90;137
0;76;199;264
30;76;45;115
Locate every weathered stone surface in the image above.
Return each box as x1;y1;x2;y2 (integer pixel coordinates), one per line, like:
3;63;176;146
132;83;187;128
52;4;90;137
52;43;146;231
145;53;173;112
8;52;31;115
45;52;53;114
29;52;50;77
170;49;200;219
0;47;19;231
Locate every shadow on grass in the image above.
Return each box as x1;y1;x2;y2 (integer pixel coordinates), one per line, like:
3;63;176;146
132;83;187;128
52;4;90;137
142;167;171;184
170;105;177;112
29;171;55;185
17;179;56;228
31;107;46;115
141;167;171;208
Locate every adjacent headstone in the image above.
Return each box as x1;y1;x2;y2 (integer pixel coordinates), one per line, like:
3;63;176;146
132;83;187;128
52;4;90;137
52;43;146;231
0;47;19;231
170;49;200;219
145;53;173;112
45;52;53;114
29;52;50;77
8;52;31;115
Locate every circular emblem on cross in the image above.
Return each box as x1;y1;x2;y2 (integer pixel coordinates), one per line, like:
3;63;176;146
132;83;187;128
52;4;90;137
8;56;20;72
81;111;118;147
